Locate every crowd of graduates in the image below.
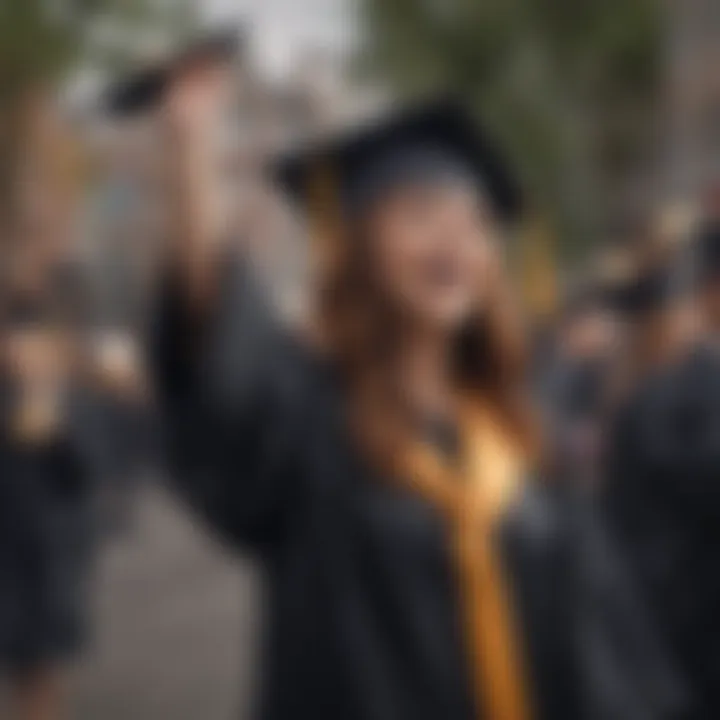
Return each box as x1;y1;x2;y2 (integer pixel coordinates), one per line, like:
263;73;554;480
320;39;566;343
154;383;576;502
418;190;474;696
542;200;720;720
2;31;720;720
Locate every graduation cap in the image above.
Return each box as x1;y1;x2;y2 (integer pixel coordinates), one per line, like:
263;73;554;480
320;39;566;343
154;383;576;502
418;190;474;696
606;264;674;318
106;29;241;116
274;98;523;226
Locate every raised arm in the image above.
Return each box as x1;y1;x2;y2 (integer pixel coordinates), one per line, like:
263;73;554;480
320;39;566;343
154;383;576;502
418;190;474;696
149;66;310;551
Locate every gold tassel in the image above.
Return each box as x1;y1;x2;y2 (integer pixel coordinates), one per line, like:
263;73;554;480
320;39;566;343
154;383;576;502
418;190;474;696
399;403;533;720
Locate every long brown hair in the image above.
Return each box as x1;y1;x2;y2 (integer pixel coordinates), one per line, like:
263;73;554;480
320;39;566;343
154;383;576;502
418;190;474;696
311;207;538;469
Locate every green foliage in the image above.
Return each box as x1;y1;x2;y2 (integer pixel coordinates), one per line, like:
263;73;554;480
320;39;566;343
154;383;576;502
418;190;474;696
355;0;664;257
0;0;199;97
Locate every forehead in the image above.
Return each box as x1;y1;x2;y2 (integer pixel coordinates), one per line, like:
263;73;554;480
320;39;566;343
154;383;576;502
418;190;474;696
369;177;484;214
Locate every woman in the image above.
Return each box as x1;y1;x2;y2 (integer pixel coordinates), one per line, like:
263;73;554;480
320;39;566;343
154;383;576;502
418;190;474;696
152;89;685;720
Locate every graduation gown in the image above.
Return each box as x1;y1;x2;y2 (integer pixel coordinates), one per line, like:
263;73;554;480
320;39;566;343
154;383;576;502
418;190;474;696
150;260;686;720
604;343;720;719
0;382;103;671
539;353;611;486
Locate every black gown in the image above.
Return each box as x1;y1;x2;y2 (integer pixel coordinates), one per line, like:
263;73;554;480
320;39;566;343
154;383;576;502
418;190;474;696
604;343;720;720
150;260;686;720
0;383;102;673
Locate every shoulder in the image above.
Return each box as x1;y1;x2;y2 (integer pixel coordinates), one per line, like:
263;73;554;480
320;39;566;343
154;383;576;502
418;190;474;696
622;342;720;436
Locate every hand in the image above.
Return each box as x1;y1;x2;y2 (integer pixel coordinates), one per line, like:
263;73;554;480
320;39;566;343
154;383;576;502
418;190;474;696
163;64;230;142
91;331;145;398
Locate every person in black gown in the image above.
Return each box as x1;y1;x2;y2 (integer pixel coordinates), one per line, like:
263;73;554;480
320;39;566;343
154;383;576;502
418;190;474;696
135;45;688;720
0;289;106;720
603;219;720;720
540;283;620;490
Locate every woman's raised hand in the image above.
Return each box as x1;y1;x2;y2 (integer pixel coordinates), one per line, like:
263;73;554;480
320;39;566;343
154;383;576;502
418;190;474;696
160;63;234;307
163;62;229;142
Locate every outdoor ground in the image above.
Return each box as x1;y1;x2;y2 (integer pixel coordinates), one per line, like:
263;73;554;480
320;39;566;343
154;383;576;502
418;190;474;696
72;482;262;720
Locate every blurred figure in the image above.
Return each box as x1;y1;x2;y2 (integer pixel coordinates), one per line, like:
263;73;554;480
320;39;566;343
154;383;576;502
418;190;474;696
695;220;720;336
132;37;686;714
603;218;720;720
542;285;618;488
0;93;145;717
0;291;101;720
616;260;690;394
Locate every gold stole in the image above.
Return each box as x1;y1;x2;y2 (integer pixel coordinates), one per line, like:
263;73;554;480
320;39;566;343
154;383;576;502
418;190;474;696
399;404;533;720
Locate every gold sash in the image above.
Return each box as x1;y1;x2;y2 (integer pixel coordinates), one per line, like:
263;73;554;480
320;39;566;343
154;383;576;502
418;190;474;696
399;404;533;720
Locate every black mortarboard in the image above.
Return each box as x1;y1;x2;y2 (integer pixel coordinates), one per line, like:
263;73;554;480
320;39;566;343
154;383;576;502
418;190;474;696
274;99;523;224
106;29;241;116
607;265;673;317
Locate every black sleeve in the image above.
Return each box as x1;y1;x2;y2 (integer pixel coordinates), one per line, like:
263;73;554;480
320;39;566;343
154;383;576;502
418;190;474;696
572;494;691;720
149;258;313;551
601;397;645;548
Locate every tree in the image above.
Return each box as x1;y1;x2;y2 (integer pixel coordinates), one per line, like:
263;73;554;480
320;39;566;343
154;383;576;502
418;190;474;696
355;0;664;259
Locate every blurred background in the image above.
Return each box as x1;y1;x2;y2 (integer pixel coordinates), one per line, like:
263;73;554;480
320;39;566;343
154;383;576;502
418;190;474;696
4;0;720;319
1;1;720;718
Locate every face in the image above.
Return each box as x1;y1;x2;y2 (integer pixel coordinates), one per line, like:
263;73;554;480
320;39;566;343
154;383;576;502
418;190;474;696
564;309;617;360
365;182;494;333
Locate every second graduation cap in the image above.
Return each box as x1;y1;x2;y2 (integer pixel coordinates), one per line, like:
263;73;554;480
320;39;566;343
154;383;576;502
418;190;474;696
106;30;241;116
274;99;524;225
605;261;676;318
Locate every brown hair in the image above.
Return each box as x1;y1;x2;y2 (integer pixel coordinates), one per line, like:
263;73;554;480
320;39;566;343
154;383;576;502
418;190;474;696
311;209;538;469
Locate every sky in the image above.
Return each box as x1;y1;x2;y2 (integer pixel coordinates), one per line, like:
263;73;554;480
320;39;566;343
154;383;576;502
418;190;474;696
203;0;355;78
